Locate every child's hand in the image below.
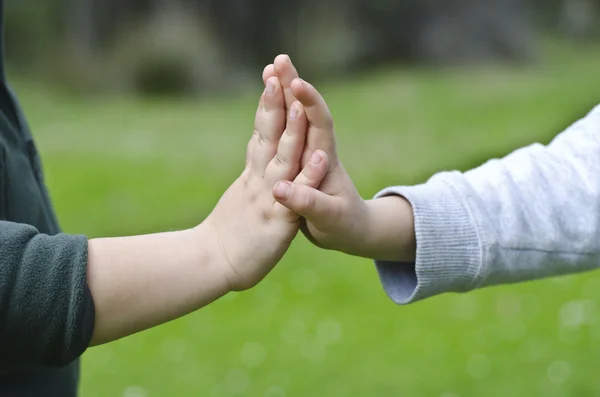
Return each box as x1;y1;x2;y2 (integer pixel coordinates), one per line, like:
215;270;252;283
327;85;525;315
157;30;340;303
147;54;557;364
205;75;329;291
267;56;416;262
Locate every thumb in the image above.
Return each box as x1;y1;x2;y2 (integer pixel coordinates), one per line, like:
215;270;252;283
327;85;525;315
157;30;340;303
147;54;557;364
273;181;336;221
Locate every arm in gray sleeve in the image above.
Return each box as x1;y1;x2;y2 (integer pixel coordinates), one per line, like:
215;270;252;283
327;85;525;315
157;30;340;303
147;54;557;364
0;221;94;371
375;104;600;304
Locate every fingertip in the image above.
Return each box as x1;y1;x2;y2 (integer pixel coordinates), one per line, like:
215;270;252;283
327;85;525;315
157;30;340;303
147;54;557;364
262;64;275;83
295;149;328;189
273;180;291;201
310;149;329;172
265;76;280;94
312;149;328;164
310;150;329;179
289;101;303;120
263;78;284;113
274;54;298;84
290;78;315;104
274;54;291;66
290;78;304;92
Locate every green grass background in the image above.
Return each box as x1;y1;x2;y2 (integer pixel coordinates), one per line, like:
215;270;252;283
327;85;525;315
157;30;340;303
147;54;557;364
11;42;600;396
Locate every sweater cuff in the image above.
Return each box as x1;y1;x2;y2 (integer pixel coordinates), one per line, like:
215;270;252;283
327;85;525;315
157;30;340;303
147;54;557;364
373;178;482;304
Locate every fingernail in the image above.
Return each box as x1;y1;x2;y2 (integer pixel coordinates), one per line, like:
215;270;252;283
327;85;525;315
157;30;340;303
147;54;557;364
311;151;322;165
266;80;275;94
274;181;290;200
290;104;299;120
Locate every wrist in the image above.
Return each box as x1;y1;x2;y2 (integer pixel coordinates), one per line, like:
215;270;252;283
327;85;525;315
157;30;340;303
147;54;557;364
190;222;234;295
363;195;416;262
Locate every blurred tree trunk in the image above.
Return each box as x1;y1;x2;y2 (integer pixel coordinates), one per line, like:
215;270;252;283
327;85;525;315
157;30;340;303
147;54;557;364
559;0;599;39
67;0;96;63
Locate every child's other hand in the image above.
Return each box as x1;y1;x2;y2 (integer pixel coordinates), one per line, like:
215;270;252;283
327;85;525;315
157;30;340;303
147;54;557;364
265;56;368;256
204;75;329;291
267;56;415;262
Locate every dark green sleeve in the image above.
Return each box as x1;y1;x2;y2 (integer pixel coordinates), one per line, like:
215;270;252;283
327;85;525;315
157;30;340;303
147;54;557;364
0;221;95;371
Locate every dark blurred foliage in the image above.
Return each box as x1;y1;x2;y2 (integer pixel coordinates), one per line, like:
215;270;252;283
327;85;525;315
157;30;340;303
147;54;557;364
4;0;599;97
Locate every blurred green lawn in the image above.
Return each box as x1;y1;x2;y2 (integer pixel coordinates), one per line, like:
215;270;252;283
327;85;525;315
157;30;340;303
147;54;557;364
11;42;600;396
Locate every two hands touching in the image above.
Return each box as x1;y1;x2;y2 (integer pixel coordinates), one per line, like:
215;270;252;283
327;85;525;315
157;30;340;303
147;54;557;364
87;54;416;346
205;55;416;292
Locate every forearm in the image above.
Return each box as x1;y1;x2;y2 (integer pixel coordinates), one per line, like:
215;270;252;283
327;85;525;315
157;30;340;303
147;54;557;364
362;196;416;262
373;103;600;304
458;104;600;286
87;222;230;346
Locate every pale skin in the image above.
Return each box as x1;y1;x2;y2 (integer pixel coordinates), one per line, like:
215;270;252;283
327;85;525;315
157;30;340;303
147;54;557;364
266;55;417;263
86;54;416;347
87;71;330;346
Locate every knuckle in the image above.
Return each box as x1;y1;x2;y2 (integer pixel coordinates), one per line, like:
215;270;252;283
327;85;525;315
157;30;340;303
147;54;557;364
246;187;261;203
273;151;287;167
256;131;270;148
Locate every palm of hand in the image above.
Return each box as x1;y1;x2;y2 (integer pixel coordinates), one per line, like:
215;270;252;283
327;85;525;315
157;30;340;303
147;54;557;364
299;163;367;253
206;75;329;291
208;172;299;291
267;55;367;254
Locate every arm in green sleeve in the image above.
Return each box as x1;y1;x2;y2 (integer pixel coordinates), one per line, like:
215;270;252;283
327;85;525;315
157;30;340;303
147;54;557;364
0;221;95;371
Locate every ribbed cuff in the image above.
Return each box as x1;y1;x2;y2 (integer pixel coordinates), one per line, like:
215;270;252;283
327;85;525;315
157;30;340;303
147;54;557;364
373;178;483;304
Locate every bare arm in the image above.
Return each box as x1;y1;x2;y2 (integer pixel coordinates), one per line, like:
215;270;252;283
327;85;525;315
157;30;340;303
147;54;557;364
0;70;328;372
87;75;328;346
87;224;228;345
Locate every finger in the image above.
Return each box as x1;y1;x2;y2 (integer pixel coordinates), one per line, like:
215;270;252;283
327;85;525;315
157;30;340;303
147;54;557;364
262;64;276;84
264;101;307;184
290;78;338;165
273;151;336;219
251;76;286;178
245;129;258;169
247;65;275;170
247;89;266;169
292;149;328;188
274;54;300;116
290;78;334;131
